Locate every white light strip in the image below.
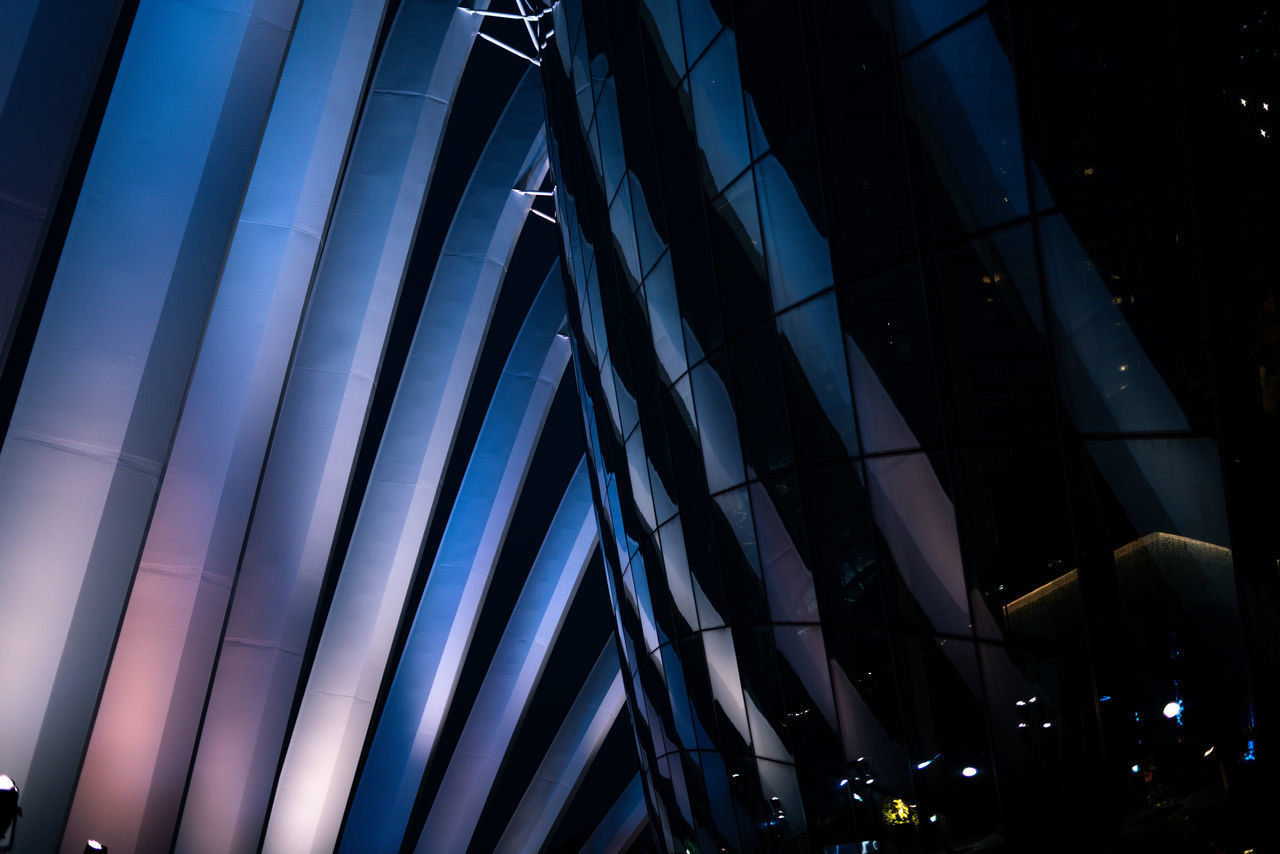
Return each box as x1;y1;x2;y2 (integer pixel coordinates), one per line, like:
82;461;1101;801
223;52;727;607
461;9;537;20
478;31;541;65
529;207;557;224
513;0;542;54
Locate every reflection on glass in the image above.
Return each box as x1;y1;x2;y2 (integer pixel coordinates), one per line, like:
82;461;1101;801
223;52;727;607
689;31;751;193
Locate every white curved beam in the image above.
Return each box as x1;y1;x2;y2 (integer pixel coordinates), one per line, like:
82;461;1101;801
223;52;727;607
413;461;599;853
62;2;391;851
262;66;549;854
0;1;298;849
580;774;648;854
491;640;627;854
342;258;570;853
173;3;487;851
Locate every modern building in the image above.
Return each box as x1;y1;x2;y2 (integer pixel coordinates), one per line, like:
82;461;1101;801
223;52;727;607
0;3;641;853
541;0;1277;851
0;0;1276;853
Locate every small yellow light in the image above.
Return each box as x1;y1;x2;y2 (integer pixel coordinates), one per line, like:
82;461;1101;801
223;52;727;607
882;797;919;826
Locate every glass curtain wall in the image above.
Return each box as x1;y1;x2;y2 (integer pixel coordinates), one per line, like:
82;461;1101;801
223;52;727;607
540;0;1270;851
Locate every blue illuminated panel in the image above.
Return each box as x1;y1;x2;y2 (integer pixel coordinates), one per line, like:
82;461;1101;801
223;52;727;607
262;65;549;854
343;260;571;853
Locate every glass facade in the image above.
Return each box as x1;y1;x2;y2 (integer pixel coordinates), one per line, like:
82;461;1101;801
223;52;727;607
542;0;1277;851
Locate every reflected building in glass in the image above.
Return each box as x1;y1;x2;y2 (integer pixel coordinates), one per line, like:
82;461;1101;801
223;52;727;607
539;0;1278;850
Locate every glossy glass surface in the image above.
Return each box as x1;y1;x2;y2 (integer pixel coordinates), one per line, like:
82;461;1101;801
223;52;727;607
543;1;1274;851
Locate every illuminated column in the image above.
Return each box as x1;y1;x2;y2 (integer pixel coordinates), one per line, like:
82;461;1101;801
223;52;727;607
0;0;124;370
60;2;390;852
173;3;484;852
343;261;571;853
260;68;548;854
490;641;627;854
580;775;649;854
412;461;599;854
0;0;296;850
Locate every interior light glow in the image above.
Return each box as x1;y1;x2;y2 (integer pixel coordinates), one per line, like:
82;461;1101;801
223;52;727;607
1203;746;1215;758
1130;764;1140;773
0;776;14;791
1042;722;1052;729
85;842;106;853
1162;701;1182;719
961;767;978;778
929;814;938;823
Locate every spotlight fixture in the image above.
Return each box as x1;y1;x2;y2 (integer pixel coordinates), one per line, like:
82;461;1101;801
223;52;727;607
84;841;107;853
0;775;20;849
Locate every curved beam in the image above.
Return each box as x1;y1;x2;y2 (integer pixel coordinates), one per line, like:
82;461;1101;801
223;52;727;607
261;65;549;854
61;2;391;851
413;461;599;853
342;257;570;853
491;640;627;854
173;3;486;851
580;774;649;854
0;1;298;849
